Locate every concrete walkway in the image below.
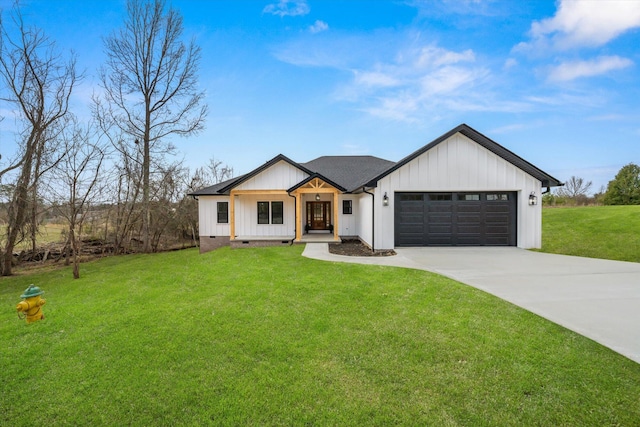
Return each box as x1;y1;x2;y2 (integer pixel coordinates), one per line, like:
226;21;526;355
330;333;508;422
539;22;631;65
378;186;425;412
302;244;640;364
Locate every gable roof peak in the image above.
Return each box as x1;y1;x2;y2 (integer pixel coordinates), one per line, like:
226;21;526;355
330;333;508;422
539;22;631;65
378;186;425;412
366;123;562;188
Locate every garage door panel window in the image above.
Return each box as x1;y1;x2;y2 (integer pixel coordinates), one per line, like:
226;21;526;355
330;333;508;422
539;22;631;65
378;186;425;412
458;193;480;201
401;194;424;201
429;194;452;201
487;193;509;201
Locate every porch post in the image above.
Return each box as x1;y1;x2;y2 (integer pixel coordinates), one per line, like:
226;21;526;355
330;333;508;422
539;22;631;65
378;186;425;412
295;192;302;241
229;191;236;239
333;191;339;241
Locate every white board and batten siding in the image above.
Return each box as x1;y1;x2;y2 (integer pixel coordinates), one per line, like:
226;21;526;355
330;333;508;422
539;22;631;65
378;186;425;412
234;160;309;191
337;194;360;237
357;193;374;248
375;132;543;250
198;196;230;237
234;194;295;237
198;161;308;239
232;161;307;238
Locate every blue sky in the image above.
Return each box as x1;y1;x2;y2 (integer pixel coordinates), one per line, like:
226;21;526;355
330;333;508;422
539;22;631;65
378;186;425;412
1;0;639;194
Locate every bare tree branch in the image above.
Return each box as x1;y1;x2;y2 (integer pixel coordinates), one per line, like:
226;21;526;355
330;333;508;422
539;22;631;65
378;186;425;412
0;3;78;275
95;0;207;252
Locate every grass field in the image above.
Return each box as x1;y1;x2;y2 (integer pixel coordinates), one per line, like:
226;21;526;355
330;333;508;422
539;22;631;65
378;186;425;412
541;205;640;262
2;246;639;426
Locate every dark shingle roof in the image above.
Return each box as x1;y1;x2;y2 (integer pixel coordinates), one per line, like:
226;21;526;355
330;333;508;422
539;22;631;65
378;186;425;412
189;124;562;197
189;154;396;196
300;156;396;192
188;174;246;196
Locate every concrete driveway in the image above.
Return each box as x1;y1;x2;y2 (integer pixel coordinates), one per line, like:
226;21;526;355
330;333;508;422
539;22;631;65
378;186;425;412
303;244;640;364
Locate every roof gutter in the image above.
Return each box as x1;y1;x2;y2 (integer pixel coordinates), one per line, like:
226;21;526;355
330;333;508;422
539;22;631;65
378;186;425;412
362;186;375;252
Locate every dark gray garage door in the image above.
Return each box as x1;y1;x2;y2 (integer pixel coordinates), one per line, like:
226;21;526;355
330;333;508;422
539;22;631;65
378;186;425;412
394;192;517;246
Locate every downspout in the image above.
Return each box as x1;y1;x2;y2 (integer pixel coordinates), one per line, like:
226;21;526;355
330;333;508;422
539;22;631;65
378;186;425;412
287;192;296;245
362;187;375;252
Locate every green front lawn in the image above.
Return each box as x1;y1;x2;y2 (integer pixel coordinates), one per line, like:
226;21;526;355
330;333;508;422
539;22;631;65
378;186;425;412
2;246;639;425
541;205;640;262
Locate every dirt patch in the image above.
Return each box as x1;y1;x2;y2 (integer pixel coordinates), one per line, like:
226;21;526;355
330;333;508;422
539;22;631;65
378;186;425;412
328;239;396;257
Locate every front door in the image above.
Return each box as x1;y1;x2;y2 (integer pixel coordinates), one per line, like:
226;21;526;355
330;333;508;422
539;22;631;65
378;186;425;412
306;201;331;230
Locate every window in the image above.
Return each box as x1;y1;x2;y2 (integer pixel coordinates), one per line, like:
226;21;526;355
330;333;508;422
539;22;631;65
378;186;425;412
401;194;424;201
458;193;480;201
343;200;352;214
429;194;452;201
271;201;283;224
258;201;284;224
217;202;228;223
487;193;509;201
257;202;269;224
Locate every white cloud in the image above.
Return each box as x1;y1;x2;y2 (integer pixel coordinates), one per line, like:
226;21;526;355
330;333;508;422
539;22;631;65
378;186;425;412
419;66;483;95
503;58;518;69
413;46;475;68
353;70;399;88
343;44;491;121
520;0;640;51
309;20;328;34
548;56;633;82
273;33;531;122
263;0;310;17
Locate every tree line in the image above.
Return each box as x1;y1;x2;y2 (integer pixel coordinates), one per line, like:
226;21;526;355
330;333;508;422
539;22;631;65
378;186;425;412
543;164;640;206
0;1;229;277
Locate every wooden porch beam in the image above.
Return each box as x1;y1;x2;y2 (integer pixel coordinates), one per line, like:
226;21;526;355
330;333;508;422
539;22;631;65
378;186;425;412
293;188;341;195
231;189;289;195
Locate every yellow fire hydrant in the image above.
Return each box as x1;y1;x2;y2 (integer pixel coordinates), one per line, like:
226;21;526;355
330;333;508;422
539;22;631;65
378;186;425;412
16;285;46;323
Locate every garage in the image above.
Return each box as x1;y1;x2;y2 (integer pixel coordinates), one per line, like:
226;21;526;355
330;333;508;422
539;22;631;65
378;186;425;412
394;192;517;246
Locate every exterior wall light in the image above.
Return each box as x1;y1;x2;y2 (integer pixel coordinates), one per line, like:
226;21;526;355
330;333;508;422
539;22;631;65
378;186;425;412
315;193;320;201
382;192;389;206
528;192;538;206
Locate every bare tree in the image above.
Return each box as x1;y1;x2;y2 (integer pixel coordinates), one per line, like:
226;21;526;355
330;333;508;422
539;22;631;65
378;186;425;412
47;118;105;279
147;162;186;251
95;0;207;252
556;176;592;200
206;157;234;185
180;157;233;246
0;5;77;275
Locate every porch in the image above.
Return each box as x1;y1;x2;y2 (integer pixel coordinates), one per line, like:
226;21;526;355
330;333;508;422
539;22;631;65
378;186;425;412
230;232;339;248
229;176;343;245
